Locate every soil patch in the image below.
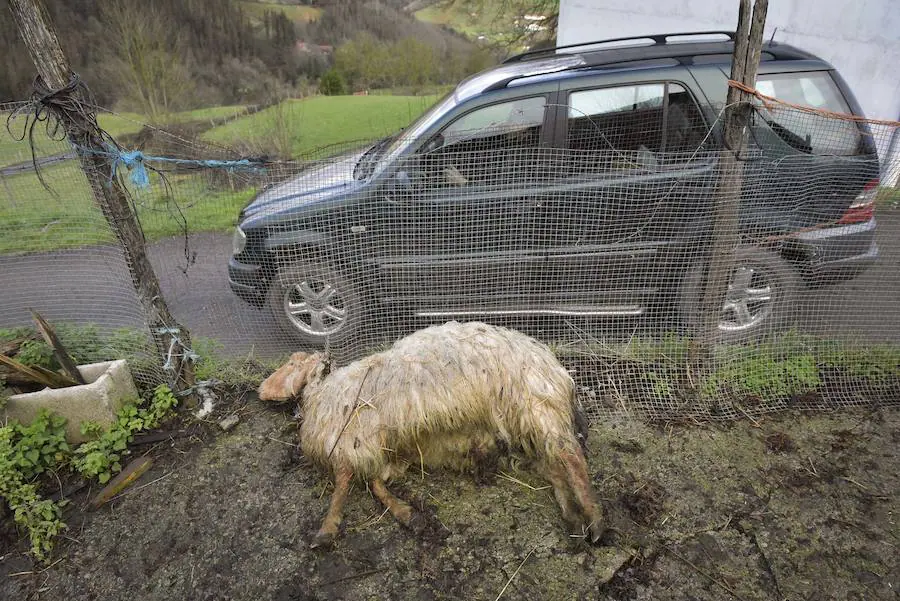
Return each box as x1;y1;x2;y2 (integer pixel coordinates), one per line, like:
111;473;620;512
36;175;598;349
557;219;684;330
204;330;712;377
2;394;898;600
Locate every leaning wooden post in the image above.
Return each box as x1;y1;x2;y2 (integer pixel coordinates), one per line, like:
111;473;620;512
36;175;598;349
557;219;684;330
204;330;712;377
6;0;196;393
691;0;768;372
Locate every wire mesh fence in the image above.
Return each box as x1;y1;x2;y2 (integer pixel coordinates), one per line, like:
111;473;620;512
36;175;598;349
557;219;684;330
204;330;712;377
1;89;898;421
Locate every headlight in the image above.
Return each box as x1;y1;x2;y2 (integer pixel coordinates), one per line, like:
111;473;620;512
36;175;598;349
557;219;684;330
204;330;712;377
232;226;247;255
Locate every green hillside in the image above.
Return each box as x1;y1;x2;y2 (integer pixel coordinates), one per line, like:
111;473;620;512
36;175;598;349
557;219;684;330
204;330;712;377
239;1;322;25
414;0;557;48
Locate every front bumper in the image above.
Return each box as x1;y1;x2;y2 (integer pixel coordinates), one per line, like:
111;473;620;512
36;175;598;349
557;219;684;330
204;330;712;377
790;217;879;282
228;257;267;307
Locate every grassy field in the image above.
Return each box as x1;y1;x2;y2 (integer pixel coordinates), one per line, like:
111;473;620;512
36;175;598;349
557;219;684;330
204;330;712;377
238;1;321;24
202;94;440;158
0;161;256;255
1;94;438;254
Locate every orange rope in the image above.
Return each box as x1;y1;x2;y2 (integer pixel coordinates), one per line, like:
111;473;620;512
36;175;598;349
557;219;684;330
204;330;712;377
727;79;900;127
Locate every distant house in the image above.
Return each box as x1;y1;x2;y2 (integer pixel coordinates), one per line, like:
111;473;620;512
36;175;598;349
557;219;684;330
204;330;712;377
558;0;900;184
294;41;333;54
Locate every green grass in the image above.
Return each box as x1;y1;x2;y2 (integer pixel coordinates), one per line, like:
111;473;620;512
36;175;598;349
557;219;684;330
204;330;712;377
876;185;900;208
202;94;440;158
0;163;106;253
0;116;71;170
239;1;321;24
0;162;255;254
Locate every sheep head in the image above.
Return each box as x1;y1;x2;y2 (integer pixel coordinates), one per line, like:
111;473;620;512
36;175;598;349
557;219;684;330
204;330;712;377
258;352;326;402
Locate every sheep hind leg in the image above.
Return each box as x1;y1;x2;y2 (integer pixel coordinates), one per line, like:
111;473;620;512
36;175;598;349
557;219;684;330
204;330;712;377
541;461;584;535
311;465;352;549
371;479;426;534
559;449;605;544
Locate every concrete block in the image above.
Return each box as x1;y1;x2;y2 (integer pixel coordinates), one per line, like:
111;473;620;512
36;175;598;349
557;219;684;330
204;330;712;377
4;360;140;444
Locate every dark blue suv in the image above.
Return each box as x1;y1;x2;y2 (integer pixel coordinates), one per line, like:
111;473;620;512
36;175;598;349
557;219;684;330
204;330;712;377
229;32;879;348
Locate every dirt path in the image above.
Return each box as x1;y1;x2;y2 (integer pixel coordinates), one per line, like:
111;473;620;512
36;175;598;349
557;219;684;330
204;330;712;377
3;398;898;600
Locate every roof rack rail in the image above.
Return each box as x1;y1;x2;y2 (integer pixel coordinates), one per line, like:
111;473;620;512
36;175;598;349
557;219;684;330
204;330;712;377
502;31;736;64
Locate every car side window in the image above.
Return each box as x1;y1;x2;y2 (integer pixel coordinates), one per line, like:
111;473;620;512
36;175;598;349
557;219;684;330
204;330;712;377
565;82;709;173
567;84;666;155
419;96;547;187
754;72;861;155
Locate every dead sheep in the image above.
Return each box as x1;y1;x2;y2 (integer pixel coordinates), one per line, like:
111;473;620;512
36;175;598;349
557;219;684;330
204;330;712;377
258;321;604;548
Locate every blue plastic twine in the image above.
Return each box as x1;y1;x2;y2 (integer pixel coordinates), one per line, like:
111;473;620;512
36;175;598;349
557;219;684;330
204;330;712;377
89;145;264;189
114;149;150;188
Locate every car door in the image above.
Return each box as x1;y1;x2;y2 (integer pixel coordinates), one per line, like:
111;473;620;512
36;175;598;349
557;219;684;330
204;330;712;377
370;95;555;316
523;79;718;314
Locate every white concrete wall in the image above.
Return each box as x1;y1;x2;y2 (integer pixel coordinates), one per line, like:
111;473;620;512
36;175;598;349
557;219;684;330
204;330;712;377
558;0;900;181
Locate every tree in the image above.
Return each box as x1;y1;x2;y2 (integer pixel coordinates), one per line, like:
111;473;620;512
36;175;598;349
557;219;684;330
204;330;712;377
319;69;346;96
100;0;194;121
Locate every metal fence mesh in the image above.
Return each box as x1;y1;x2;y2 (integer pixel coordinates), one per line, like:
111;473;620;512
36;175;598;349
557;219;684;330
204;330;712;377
1;91;898;421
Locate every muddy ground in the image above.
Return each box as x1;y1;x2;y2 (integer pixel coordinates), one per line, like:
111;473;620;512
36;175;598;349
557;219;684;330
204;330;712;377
2;392;898;600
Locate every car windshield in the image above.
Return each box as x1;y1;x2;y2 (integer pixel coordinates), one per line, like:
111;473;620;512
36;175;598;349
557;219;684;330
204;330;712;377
368;90;458;176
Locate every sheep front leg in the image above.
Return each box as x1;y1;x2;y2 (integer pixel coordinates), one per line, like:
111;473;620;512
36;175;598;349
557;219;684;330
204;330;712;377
311;465;352;548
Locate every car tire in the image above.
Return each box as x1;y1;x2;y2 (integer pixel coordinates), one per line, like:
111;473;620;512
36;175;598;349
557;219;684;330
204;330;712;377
678;246;799;343
268;261;361;349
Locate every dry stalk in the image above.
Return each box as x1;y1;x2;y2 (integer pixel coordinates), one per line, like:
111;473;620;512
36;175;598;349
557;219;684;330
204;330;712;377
737;406;762;428
494;544;537;601
106;469;176;504
415;439;426;480
497;471;551;492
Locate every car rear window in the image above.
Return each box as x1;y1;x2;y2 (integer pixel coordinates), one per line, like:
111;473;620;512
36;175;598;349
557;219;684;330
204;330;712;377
754;72;862;155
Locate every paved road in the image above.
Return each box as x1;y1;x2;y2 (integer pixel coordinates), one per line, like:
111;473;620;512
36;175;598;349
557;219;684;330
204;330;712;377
1;211;898;358
0;232;293;357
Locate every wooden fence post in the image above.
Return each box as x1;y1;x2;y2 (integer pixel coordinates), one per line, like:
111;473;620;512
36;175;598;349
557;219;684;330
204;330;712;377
692;0;769;371
6;0;196;393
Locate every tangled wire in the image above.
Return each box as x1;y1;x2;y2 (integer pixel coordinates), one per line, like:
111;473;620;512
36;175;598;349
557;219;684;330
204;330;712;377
5;72;116;192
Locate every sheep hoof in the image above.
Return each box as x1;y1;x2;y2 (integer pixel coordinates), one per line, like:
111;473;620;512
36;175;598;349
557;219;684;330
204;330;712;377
406;512;428;535
589;524;607;546
310;530;336;549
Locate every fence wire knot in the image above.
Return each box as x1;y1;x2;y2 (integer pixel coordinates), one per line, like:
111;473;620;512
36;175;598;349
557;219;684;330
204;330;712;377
155;326;199;373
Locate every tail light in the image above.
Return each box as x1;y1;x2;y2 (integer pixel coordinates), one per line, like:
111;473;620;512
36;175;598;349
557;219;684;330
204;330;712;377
837;179;878;225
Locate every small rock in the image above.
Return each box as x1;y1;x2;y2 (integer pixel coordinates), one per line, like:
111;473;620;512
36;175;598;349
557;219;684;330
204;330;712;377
219;414;240;431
